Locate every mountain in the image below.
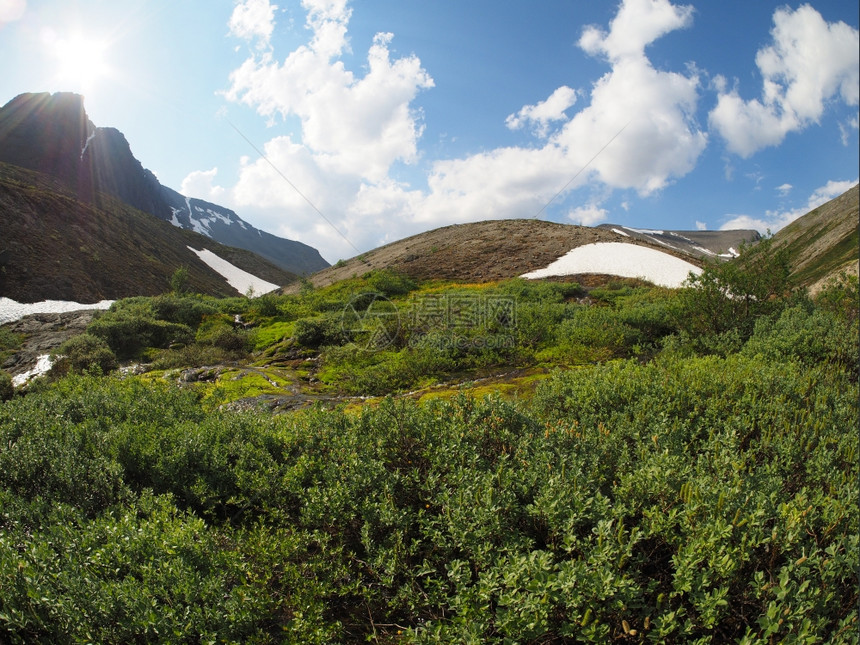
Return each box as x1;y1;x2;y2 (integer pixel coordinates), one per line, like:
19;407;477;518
767;183;858;292
287;186;858;293
0;162;297;303
594;224;758;260
284;218;760;292
0;92;328;276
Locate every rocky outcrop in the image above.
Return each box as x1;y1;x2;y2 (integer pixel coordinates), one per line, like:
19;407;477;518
1;310;98;381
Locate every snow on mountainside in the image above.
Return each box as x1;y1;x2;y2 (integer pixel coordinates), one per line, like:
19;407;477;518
596;224;752;260
187;247;279;295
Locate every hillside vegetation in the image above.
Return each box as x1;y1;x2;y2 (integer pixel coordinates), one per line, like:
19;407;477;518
769;184;859;291
0;162;297;303
0;242;857;642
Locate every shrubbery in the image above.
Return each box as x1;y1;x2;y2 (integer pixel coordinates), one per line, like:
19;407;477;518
1;259;857;642
0;358;855;642
672;238;793;349
87;301;194;359
51;333;117;376
0;371;12;401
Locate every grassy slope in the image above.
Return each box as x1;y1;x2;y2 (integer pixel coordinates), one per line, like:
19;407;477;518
770;183;859;287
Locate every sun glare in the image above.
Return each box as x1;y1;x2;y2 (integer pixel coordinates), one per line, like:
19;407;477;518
52;33;111;93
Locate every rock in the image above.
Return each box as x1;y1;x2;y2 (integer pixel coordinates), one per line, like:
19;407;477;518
2;309;97;381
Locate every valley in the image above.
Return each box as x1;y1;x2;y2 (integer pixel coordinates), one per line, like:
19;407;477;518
0;89;857;643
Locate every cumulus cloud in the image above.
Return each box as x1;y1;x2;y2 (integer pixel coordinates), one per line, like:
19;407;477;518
228;0;277;46
776;183;792;196
567;203;609;226
505;86;578;137
710;5;860;157
213;0;709;260
181;167;226;202
552;53;705;195
225;10;433;182
720;179;858;233
578;0;693;61
414;0;707;232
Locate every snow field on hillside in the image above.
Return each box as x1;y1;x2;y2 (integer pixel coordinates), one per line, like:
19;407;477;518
521;242;702;288
0;298;114;325
187;247;280;296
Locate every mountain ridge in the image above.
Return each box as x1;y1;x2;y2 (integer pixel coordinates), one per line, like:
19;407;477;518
0;92;328;276
289;186;856;292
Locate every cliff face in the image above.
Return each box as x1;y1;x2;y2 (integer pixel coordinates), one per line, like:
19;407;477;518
0;92;93;188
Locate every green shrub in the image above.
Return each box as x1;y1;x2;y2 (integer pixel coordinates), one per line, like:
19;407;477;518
0;327;21;353
195;314;253;353
815;270;859;324
294;315;347;348
247;292;282;319
365;268;417;297
0;371;12;401
52;334;118;376
169;265;189;293
743;303;858;369
497;277;582;303
672;238;792;347
150;293;217;327
88;308;193;359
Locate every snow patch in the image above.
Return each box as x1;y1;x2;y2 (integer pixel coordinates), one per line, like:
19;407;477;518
169;207;183;228
187;247;279;296
611;228;629;237
0;298;114;325
80;131;96;159
623;226;664;235
12;355;53;387
521;242;702;288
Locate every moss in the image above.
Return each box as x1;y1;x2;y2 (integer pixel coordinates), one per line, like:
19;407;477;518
253;321;295;350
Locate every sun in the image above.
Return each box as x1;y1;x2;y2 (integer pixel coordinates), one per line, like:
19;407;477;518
52;32;111;93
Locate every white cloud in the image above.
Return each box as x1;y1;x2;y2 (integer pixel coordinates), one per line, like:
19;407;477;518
505;86;578;137
226;15;433;182
839;116;859;145
552;53;706;195
181;167;226;202
228;0;277;46
776;183;792;196
413;0;708;231
578;0;693;61
720;179;858;233
710;5;860;157
695;220;707;231
215;0;709;261
567;203;609;226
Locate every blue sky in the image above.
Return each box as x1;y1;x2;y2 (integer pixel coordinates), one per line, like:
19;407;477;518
1;0;857;263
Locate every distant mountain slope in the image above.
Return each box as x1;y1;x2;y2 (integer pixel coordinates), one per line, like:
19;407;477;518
0;92;328;276
768;183;859;291
285;219;759;292
159;186;328;276
0;163;296;303
595;224;759;260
